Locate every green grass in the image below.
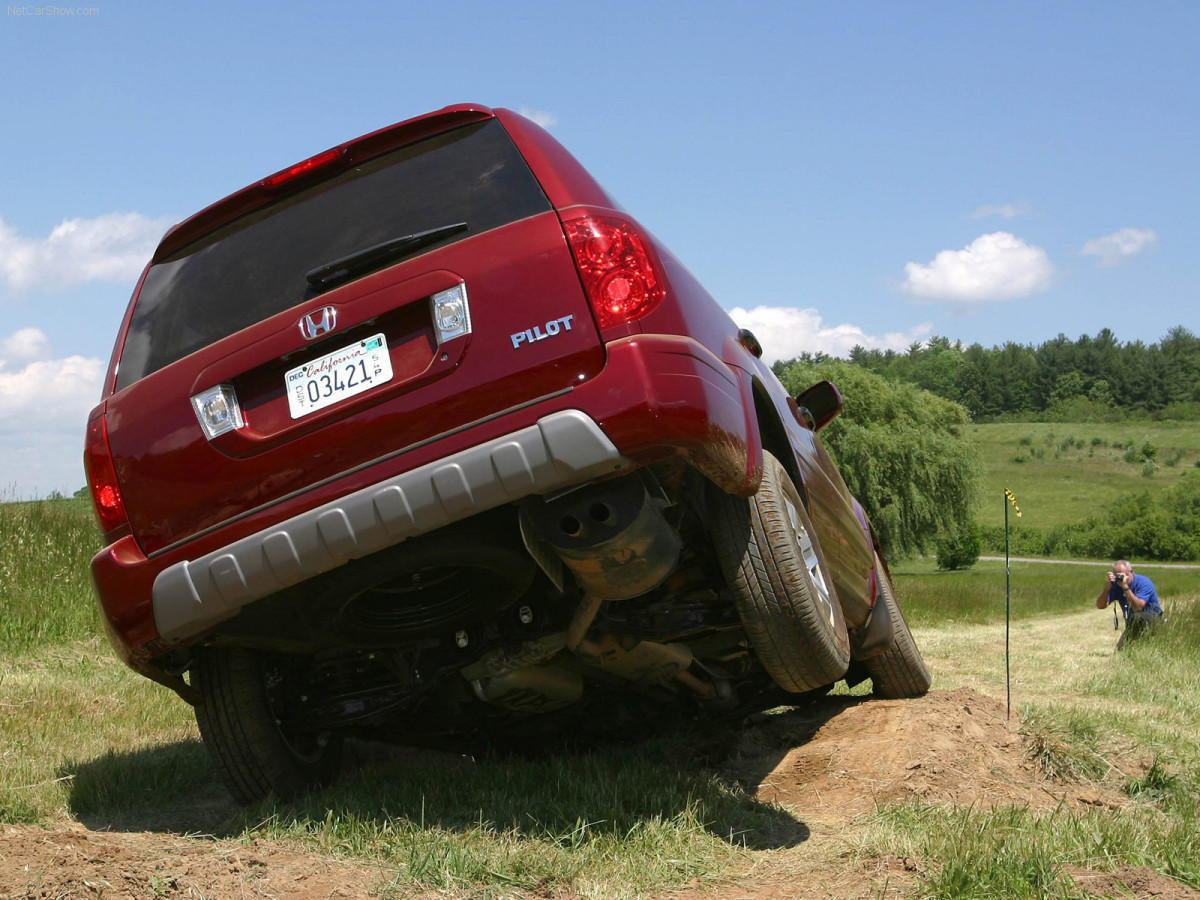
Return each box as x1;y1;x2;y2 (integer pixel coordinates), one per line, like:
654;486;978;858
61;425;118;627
234;748;789;896
970;421;1200;530
858;599;1200;898
0;498;103;651
5;496;1200;898
891;557;1197;627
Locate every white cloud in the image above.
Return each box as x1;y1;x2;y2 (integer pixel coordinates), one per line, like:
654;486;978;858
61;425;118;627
970;201;1030;219
1081;227;1158;267
727;305;933;364
0;327;105;496
0;351;105;429
901;232;1054;303
518;107;558;129
0;327;51;365
0;212;172;295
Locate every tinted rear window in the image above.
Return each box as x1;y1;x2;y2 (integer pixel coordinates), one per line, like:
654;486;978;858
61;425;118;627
116;120;551;390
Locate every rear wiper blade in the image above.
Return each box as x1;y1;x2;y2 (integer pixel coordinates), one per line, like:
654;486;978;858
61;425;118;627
306;222;468;291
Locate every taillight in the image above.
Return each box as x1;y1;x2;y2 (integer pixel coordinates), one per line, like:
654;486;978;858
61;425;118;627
83;413;128;534
565;216;665;330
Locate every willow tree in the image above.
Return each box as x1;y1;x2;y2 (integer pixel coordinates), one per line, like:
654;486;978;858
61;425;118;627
773;357;981;558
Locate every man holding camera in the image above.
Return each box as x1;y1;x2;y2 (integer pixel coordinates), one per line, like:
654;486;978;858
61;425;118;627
1096;560;1163;649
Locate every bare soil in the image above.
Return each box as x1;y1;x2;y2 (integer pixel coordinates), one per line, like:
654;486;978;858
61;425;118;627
4;688;1197;900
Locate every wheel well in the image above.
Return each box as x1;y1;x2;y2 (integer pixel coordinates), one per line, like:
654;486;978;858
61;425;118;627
750;380;810;509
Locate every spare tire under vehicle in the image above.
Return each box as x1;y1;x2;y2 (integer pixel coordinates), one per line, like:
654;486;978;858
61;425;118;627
708;450;852;693
192;646;343;804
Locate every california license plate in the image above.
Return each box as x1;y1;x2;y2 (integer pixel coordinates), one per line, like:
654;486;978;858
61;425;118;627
286;333;393;419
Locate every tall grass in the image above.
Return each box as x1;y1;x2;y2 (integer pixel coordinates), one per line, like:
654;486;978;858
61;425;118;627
866;798;1199;899
0;499;102;652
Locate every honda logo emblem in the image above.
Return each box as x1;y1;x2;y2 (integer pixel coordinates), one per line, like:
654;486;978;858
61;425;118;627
299;306;337;340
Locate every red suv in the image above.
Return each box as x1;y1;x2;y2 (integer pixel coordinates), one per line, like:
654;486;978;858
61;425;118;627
85;104;929;804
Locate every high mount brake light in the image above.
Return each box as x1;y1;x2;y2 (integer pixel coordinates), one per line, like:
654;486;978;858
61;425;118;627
261;147;345;189
565;216;665;330
84;413;129;534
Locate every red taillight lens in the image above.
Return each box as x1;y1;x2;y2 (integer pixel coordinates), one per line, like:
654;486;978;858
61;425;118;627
565;216;665;330
83;413;128;534
260;146;344;189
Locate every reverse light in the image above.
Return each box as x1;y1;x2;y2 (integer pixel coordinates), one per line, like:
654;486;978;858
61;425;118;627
565;216;665;330
191;384;244;440
431;283;472;343
261;147;345;189
83;413;128;534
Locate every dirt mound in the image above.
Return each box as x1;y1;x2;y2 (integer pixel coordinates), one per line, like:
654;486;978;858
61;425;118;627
729;687;1120;824
1;688;1187;900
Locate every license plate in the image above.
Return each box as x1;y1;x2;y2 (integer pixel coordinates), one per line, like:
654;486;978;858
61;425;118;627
286;333;393;419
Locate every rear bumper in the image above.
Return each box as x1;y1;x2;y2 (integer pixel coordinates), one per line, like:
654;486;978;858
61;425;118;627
92;333;753;664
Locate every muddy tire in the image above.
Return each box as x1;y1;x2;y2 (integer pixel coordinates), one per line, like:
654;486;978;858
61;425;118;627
192;647;342;805
709;451;851;692
864;563;931;699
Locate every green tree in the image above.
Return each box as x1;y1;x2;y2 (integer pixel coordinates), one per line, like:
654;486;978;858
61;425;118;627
774;358;981;557
1049;371;1086;406
1088;379;1113;406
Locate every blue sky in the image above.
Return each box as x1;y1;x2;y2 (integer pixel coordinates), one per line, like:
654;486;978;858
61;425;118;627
1;1;1196;497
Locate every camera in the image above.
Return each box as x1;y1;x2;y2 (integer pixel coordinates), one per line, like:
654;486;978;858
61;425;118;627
1115;573;1127;586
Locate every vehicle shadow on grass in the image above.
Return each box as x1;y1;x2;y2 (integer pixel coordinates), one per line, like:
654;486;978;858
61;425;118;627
61;696;860;851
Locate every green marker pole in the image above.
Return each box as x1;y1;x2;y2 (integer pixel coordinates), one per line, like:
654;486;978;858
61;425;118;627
1004;492;1011;720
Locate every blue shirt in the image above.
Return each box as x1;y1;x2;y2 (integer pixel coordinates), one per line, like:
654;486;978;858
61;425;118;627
1107;573;1162;619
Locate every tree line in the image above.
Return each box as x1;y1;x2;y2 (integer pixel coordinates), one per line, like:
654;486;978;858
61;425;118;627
779;325;1200;422
774;336;1200;564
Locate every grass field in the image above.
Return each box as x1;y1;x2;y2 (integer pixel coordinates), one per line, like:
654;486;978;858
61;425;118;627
969;421;1200;530
891;556;1198;627
3;498;1198;898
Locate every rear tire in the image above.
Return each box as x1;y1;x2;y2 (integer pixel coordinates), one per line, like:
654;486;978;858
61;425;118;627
192;647;342;805
709;451;851;692
864;563;931;699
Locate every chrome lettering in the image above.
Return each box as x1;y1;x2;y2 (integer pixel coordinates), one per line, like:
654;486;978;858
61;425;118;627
510;315;575;350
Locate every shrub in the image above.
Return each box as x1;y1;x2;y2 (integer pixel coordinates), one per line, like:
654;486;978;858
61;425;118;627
978;524;1048;556
1046;520;1121;560
1155;401;1200;421
1115;514;1198;560
936;523;981;570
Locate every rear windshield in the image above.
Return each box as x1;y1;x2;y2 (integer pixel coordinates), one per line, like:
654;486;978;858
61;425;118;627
115;119;551;390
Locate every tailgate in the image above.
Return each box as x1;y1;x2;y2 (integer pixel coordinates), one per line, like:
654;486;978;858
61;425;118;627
104;121;605;555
